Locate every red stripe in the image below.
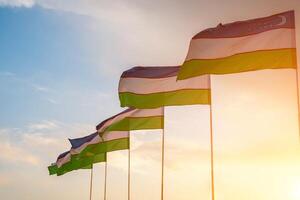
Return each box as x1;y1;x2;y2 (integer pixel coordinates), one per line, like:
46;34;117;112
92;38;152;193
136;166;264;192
193;10;295;39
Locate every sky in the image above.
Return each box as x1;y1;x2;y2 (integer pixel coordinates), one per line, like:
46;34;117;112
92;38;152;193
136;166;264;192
0;0;300;200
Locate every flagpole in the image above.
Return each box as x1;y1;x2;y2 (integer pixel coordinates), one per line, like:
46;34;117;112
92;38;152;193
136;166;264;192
295;9;300;140
209;75;215;200
104;161;107;200
89;165;94;200
161;107;165;200
294;65;300;141
128;136;131;200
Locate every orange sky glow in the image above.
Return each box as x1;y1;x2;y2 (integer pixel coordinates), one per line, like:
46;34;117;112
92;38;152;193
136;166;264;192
1;1;300;200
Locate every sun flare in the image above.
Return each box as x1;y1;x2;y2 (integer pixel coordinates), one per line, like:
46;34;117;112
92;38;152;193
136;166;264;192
290;181;300;199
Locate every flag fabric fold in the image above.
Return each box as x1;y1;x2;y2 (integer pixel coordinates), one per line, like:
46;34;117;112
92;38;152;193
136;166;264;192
91;107;163;154
178;10;297;79
96;107;164;132
69;132;100;155
64;108;164;162
119;66;211;108
48;148;106;176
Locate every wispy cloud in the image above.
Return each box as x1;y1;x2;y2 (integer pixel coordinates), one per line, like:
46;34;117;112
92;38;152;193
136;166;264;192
0;70;53;93
32;84;51;92
0;71;16;77
0;129;40;165
0;120;95;169
0;174;11;187
0;0;34;7
27;120;59;131
45;98;59;105
0;141;40;165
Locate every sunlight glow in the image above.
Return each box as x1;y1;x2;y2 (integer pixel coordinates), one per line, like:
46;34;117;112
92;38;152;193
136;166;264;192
291;181;300;199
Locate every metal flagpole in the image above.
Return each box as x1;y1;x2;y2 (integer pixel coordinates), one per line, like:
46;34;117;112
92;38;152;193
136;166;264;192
295;9;300;140
89;165;94;200
128;136;131;200
294;64;300;141
104;161;107;200
161;107;165;200
209;75;215;200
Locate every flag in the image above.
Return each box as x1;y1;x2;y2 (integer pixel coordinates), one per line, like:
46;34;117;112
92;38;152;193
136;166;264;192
177;10;297;80
68;132;107;167
119;66;210;108
48;151;70;176
48;150;106;176
48;163;58;175
74;108;164;157
69;132;99;155
96;107;164;132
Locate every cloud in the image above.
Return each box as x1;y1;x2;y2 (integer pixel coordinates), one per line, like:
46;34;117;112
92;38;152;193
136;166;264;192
0;0;34;7
45;98;59;104
0;71;16;77
0;129;40;165
23;133;61;146
0;173;13;187
27;120;59;131
0;120;95;169
0;0;144;23
0;71;54;95
0;141;40;165
32;84;50;92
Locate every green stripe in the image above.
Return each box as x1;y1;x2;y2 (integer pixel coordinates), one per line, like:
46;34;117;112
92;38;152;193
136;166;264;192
119;89;211;109
105;116;164;131
106;138;129;152
78;138;129;157
178;48;297;80
55;153;106;176
50;138;130;176
48;165;58;175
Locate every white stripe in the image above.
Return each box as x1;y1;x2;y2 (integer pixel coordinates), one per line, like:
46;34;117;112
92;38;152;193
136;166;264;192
102;131;129;141
70;131;129;156
98;108;163;133
130;108;164;117
186;28;295;60
57;131;130;168
57;153;71;168
70;135;102;155
119;75;210;94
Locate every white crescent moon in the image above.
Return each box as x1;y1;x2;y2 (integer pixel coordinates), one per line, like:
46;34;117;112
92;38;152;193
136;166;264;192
277;15;287;26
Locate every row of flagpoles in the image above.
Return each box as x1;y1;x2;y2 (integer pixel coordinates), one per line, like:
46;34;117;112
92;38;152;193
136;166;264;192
48;10;298;200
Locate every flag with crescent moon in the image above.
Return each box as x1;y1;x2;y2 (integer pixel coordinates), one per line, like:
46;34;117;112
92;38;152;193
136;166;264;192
177;10;297;80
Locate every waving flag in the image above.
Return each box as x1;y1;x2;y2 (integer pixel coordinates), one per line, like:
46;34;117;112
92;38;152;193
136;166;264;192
119;66;210;108
178;10;296;80
96;107;164;132
69;132;100;155
48;163;58;175
48;150;106;176
68;108;164;158
48;151;70;176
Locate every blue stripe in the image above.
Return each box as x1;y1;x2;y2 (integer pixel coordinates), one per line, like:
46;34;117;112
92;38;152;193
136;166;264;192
69;132;98;149
57;151;69;160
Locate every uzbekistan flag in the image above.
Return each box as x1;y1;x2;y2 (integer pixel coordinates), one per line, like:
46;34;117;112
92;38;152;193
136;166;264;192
69;107;164;158
178;10;297;80
48;150;106;176
119;66;211;108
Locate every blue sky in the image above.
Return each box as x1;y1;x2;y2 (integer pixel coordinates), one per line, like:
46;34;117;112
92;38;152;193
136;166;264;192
0;6;121;128
0;1;300;200
0;5;127;199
